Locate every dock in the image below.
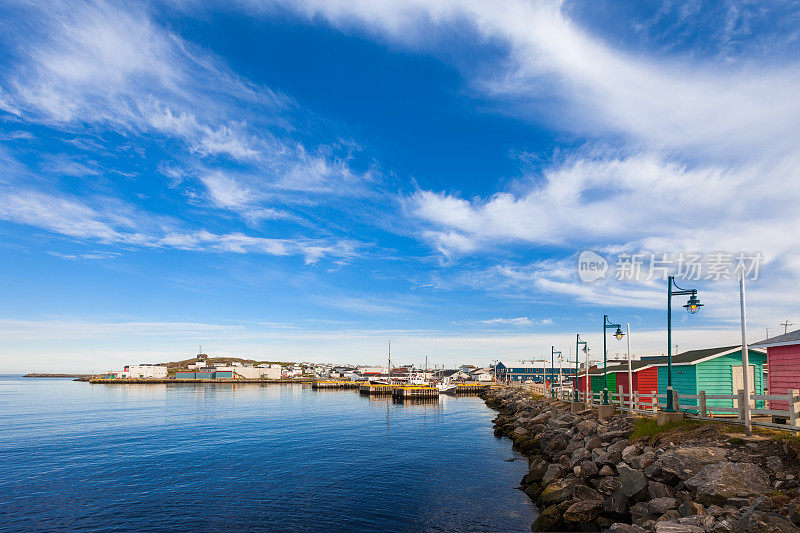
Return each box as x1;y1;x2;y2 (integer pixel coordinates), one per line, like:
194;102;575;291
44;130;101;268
392;385;439;399
454;382;492;393
311;380;360;390
359;383;397;395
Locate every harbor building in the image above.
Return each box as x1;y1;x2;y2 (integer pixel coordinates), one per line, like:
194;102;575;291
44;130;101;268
495;360;578;383
120;365;168;379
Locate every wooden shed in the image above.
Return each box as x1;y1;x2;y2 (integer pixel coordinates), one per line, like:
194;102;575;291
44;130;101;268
653;345;767;415
754;329;800;415
605;360;662;404
583;368;615;396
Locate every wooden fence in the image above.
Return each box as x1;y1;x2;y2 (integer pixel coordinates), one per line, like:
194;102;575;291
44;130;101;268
508;381;800;432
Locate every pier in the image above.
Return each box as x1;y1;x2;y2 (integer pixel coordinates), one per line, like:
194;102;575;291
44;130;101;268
392;385;439;399
311;380;360;390
359;383;397;395
454;382;492;393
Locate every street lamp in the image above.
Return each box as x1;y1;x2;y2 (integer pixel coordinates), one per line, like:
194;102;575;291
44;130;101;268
603;314;624;405
551;346;562;398
575;334;588;402
666;275;703;412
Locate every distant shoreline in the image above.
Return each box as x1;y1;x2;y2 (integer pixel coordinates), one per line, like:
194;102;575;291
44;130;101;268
24;373;92;378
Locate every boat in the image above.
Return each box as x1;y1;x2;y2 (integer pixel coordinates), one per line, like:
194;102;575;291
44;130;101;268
437;383;457;394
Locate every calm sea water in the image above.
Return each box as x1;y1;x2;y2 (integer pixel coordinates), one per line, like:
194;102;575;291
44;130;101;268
0;377;535;532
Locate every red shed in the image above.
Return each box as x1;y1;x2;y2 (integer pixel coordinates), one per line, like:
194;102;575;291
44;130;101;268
605;359;663;406
754;329;800;414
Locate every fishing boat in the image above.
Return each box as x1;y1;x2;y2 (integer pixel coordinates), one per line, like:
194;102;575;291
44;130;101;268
437;382;457;394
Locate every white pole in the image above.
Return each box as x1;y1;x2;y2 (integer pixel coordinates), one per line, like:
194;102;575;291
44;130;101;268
739;270;752;436
584;346;590;405
626;323;633;409
559;353;563;393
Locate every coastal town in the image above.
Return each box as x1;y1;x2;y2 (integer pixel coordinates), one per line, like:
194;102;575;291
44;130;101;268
82;320;800;428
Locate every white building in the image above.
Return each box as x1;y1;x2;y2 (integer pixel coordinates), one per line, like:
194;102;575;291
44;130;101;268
122;365;168;379
470;369;494;382
233;365;281;380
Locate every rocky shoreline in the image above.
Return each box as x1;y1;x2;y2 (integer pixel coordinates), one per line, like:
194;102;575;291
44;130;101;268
481;387;800;532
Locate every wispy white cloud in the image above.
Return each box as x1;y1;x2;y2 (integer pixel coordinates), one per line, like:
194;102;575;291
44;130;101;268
475;316;553;326
247;0;800;324
0;188;364;264
0;0;378;232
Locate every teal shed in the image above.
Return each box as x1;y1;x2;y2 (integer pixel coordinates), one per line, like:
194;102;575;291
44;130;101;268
655;345;767;415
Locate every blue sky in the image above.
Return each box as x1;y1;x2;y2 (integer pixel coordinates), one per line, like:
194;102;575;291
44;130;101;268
2;0;800;372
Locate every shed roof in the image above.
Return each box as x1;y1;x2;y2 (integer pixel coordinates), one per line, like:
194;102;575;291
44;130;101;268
585;359;663;376
649;345;765;366
752;328;800;348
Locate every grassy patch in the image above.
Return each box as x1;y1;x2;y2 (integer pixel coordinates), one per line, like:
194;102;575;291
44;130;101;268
630;417;706;441
728;437;745;446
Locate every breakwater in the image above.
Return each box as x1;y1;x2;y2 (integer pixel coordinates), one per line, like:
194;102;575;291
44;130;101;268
481;387;800;532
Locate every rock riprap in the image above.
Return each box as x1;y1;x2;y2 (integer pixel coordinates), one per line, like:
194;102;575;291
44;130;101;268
481;387;800;532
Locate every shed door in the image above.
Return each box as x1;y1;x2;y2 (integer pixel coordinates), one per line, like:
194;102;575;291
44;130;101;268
732;365;756;408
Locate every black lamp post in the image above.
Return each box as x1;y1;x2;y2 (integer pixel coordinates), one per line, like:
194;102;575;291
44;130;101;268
575;334;588;402
551;346;562;398
665;276;703;412
603;315;624;405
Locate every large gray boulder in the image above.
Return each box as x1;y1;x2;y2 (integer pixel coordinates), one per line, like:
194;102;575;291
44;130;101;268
563;498;604;523
604;488;630;516
618;463;648;499
622;444;640;464
655;522;704;533
541;463;563;485
685;461;770;506
649;481;676;500
512;426;529;439
655;446;728;481
576;418;598;435
574;484;603;502
630;451;657;470
570;447;591;468
607;524;646;533
634;497;680;515
540;479;574;504
531;411;550;424
734;510;800;533
585;435;603;450
592;474;622;494
528;457;549;482
543;432;569;455
580;459;599;479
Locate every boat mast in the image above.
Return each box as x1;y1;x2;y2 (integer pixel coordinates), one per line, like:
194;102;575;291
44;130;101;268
388;340;391;382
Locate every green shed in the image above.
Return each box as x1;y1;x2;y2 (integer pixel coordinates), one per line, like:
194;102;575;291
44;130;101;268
589;369;617;395
655;345;767;415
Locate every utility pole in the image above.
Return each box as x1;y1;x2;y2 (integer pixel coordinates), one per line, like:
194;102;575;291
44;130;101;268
781;321;794;335
626;323;632;410
740;271;752;436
